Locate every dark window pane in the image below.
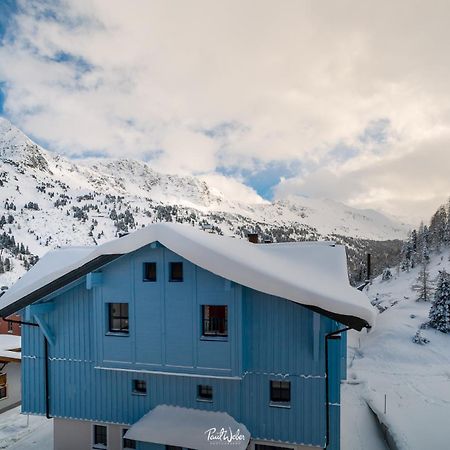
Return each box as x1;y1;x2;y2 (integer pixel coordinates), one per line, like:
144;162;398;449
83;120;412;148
270;380;291;403
197;384;213;400
166;447;183;450
108;303;129;334
122;429;136;449
169;262;183;282
93;425;107;446
143;262;157;282
202;305;228;337
132;379;147;394
0;386;6;399
255;445;292;450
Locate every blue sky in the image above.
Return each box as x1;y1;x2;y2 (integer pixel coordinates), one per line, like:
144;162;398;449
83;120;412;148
0;1;449;221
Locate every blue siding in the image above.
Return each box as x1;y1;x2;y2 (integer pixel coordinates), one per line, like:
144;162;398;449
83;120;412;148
22;243;344;449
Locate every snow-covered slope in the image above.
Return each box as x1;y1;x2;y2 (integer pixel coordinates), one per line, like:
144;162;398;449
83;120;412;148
0;117;407;285
345;251;450;449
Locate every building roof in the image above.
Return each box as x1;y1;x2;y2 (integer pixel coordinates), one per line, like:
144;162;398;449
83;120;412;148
0;334;21;362
124;405;250;450
0;222;376;330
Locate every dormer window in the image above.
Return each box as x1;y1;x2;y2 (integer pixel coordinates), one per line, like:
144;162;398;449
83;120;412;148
143;262;157;282
169;262;183;282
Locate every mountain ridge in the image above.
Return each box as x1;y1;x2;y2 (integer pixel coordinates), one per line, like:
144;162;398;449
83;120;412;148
0;117;406;285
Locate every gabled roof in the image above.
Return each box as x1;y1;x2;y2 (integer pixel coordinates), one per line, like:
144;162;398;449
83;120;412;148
0;223;376;330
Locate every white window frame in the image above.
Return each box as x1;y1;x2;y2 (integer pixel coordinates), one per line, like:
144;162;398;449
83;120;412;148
91;423;108;450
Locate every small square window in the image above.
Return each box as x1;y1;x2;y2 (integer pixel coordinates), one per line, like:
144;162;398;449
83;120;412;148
132;379;147;395
202;305;228;337
143;262;157;282
270;380;291;403
108;303;129;334
197;384;213;401
93;424;107;448
122;429;136;449
169;262;183;282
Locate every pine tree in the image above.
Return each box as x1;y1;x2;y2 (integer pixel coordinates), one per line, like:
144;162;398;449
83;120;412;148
412;263;434;302
429;270;450;332
412;330;430;345
429;206;447;251
382;268;393;281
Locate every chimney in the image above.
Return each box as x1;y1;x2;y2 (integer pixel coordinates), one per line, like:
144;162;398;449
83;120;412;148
247;233;259;244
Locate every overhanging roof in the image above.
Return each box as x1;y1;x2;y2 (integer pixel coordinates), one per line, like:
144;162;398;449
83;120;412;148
124;405;250;450
0;222;376;330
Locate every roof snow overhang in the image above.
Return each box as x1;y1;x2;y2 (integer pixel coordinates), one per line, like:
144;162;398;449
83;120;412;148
0;223;376;330
124;405;250;450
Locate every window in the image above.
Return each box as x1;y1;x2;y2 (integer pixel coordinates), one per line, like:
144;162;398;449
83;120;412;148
202;305;228;337
255;445;292;450
122;429;136;450
169;262;183;282
108;303;129;334
270;380;291;404
166;447;182;450
93;424;107;449
0;373;6;400
197;384;213;401
132;379;147;395
7;321;13;333
143;262;157;282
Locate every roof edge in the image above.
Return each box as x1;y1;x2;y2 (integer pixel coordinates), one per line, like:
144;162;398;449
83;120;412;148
0;254;122;318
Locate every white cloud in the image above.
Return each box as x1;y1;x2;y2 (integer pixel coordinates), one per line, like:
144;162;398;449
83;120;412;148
1;0;450;221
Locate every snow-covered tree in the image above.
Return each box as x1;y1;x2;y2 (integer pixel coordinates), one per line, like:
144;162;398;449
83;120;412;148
429;270;450;332
412;263;434;302
429;205;447;251
412;330;430;345
382;268;393;281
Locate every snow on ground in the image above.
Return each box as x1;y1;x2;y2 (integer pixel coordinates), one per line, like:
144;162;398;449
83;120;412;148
341;382;388;450
346;250;450;450
0;407;52;449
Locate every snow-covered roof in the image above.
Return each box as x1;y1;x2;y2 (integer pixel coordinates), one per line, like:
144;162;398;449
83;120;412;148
124;405;250;450
0;334;21;361
0;222;376;330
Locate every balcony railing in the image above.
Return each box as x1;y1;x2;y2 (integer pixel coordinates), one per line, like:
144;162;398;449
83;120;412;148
202;318;228;337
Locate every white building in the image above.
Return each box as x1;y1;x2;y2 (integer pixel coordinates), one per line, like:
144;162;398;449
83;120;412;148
0;334;21;414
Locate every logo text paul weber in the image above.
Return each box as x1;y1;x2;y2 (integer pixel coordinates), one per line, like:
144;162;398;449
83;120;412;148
204;427;246;444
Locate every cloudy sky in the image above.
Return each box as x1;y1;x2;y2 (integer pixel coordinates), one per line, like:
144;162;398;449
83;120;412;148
0;0;449;223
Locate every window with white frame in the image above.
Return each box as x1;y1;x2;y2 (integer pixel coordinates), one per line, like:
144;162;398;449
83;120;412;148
92;424;107;449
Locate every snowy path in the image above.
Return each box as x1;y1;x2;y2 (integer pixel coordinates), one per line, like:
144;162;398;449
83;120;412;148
341;382;389;450
0;407;52;449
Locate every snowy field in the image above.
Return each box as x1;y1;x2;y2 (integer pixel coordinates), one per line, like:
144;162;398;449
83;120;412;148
346;250;450;450
0;407;52;449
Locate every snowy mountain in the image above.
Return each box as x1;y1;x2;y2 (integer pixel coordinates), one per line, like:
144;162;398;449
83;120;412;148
0;117;407;285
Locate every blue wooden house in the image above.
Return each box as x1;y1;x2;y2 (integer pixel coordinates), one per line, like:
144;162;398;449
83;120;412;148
0;223;375;450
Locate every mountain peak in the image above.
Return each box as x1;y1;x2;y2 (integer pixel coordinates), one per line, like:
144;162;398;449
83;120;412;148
0;117;50;172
